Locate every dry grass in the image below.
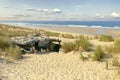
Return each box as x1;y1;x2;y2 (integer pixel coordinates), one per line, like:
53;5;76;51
62;34;74;39
5;46;21;60
62;35;90;53
99;35;114;42
44;31;60;37
75;35;90;51
0;36;11;50
62;42;75;53
105;40;120;54
94;46;105;61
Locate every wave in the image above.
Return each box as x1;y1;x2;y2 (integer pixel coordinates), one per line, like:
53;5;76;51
0;21;120;29
31;24;120;29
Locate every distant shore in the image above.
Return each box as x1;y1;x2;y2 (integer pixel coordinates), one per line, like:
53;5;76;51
37;26;120;37
0;23;120;36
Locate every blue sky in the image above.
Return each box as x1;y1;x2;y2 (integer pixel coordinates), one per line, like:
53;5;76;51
0;0;120;21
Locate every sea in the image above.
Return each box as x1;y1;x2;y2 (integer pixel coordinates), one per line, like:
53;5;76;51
0;21;120;29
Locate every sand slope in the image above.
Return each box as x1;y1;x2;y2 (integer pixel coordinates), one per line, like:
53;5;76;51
0;52;119;80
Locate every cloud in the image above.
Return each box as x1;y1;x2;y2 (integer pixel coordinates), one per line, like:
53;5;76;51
25;8;62;14
96;14;104;19
52;8;62;13
13;13;32;17
25;8;36;11
37;9;49;12
111;12;120;18
25;8;49;12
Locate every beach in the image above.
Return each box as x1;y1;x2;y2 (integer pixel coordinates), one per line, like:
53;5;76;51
0;24;120;80
38;26;120;37
1;52;119;80
1;0;120;79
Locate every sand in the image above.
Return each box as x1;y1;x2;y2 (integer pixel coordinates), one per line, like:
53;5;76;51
0;25;120;80
38;26;120;37
0;52;119;80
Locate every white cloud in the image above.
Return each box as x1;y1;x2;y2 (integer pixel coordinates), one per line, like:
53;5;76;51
25;8;36;11
37;9;49;12
111;12;120;18
52;8;62;13
96;14;104;19
25;8;62;14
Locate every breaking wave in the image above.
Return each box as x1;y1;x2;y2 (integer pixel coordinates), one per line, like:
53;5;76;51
0;21;120;29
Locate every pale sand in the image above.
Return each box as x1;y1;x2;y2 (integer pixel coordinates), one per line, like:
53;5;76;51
0;52;119;80
39;26;120;36
0;25;120;80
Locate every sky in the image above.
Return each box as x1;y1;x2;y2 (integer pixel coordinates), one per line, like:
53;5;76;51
0;0;120;21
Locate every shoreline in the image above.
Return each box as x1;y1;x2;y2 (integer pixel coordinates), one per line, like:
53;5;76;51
0;23;120;36
37;26;120;37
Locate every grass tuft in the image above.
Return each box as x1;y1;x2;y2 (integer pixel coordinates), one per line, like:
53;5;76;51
99;35;114;42
75;35;90;51
5;46;22;60
105;40;120;54
62;34;74;39
44;31;60;37
62;42;75;53
62;35;90;53
94;46;105;61
0;36;11;50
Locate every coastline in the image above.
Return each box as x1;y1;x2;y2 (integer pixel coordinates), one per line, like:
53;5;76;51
37;26;120;37
0;23;120;80
1;23;120;36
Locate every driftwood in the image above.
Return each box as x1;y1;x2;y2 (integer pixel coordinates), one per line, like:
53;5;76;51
12;36;61;53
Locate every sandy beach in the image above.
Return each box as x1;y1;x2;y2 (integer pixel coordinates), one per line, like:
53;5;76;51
0;24;120;80
1;0;120;80
1;52;119;80
38;26;120;37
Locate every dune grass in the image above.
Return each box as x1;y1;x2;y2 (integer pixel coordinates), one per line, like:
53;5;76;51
62;42;75;53
5;46;21;60
62;35;90;53
105;40;120;54
0;24;36;37
94;46;105;61
0;31;9;37
75;35;90;51
62;34;75;39
99;35;114;42
0;36;11;50
44;31;60;37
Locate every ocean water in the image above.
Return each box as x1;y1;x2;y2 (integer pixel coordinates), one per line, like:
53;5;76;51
0;21;120;29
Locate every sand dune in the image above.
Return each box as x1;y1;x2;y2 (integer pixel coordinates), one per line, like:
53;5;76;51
0;24;120;80
0;52;119;80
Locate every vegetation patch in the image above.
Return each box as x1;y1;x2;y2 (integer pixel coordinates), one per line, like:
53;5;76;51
99;35;114;42
105;40;120;54
0;36;11;50
62;42;75;53
75;35;90;51
62;34;74;39
44;31;60;37
5;46;22;60
62;35;90;53
94;46;105;61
